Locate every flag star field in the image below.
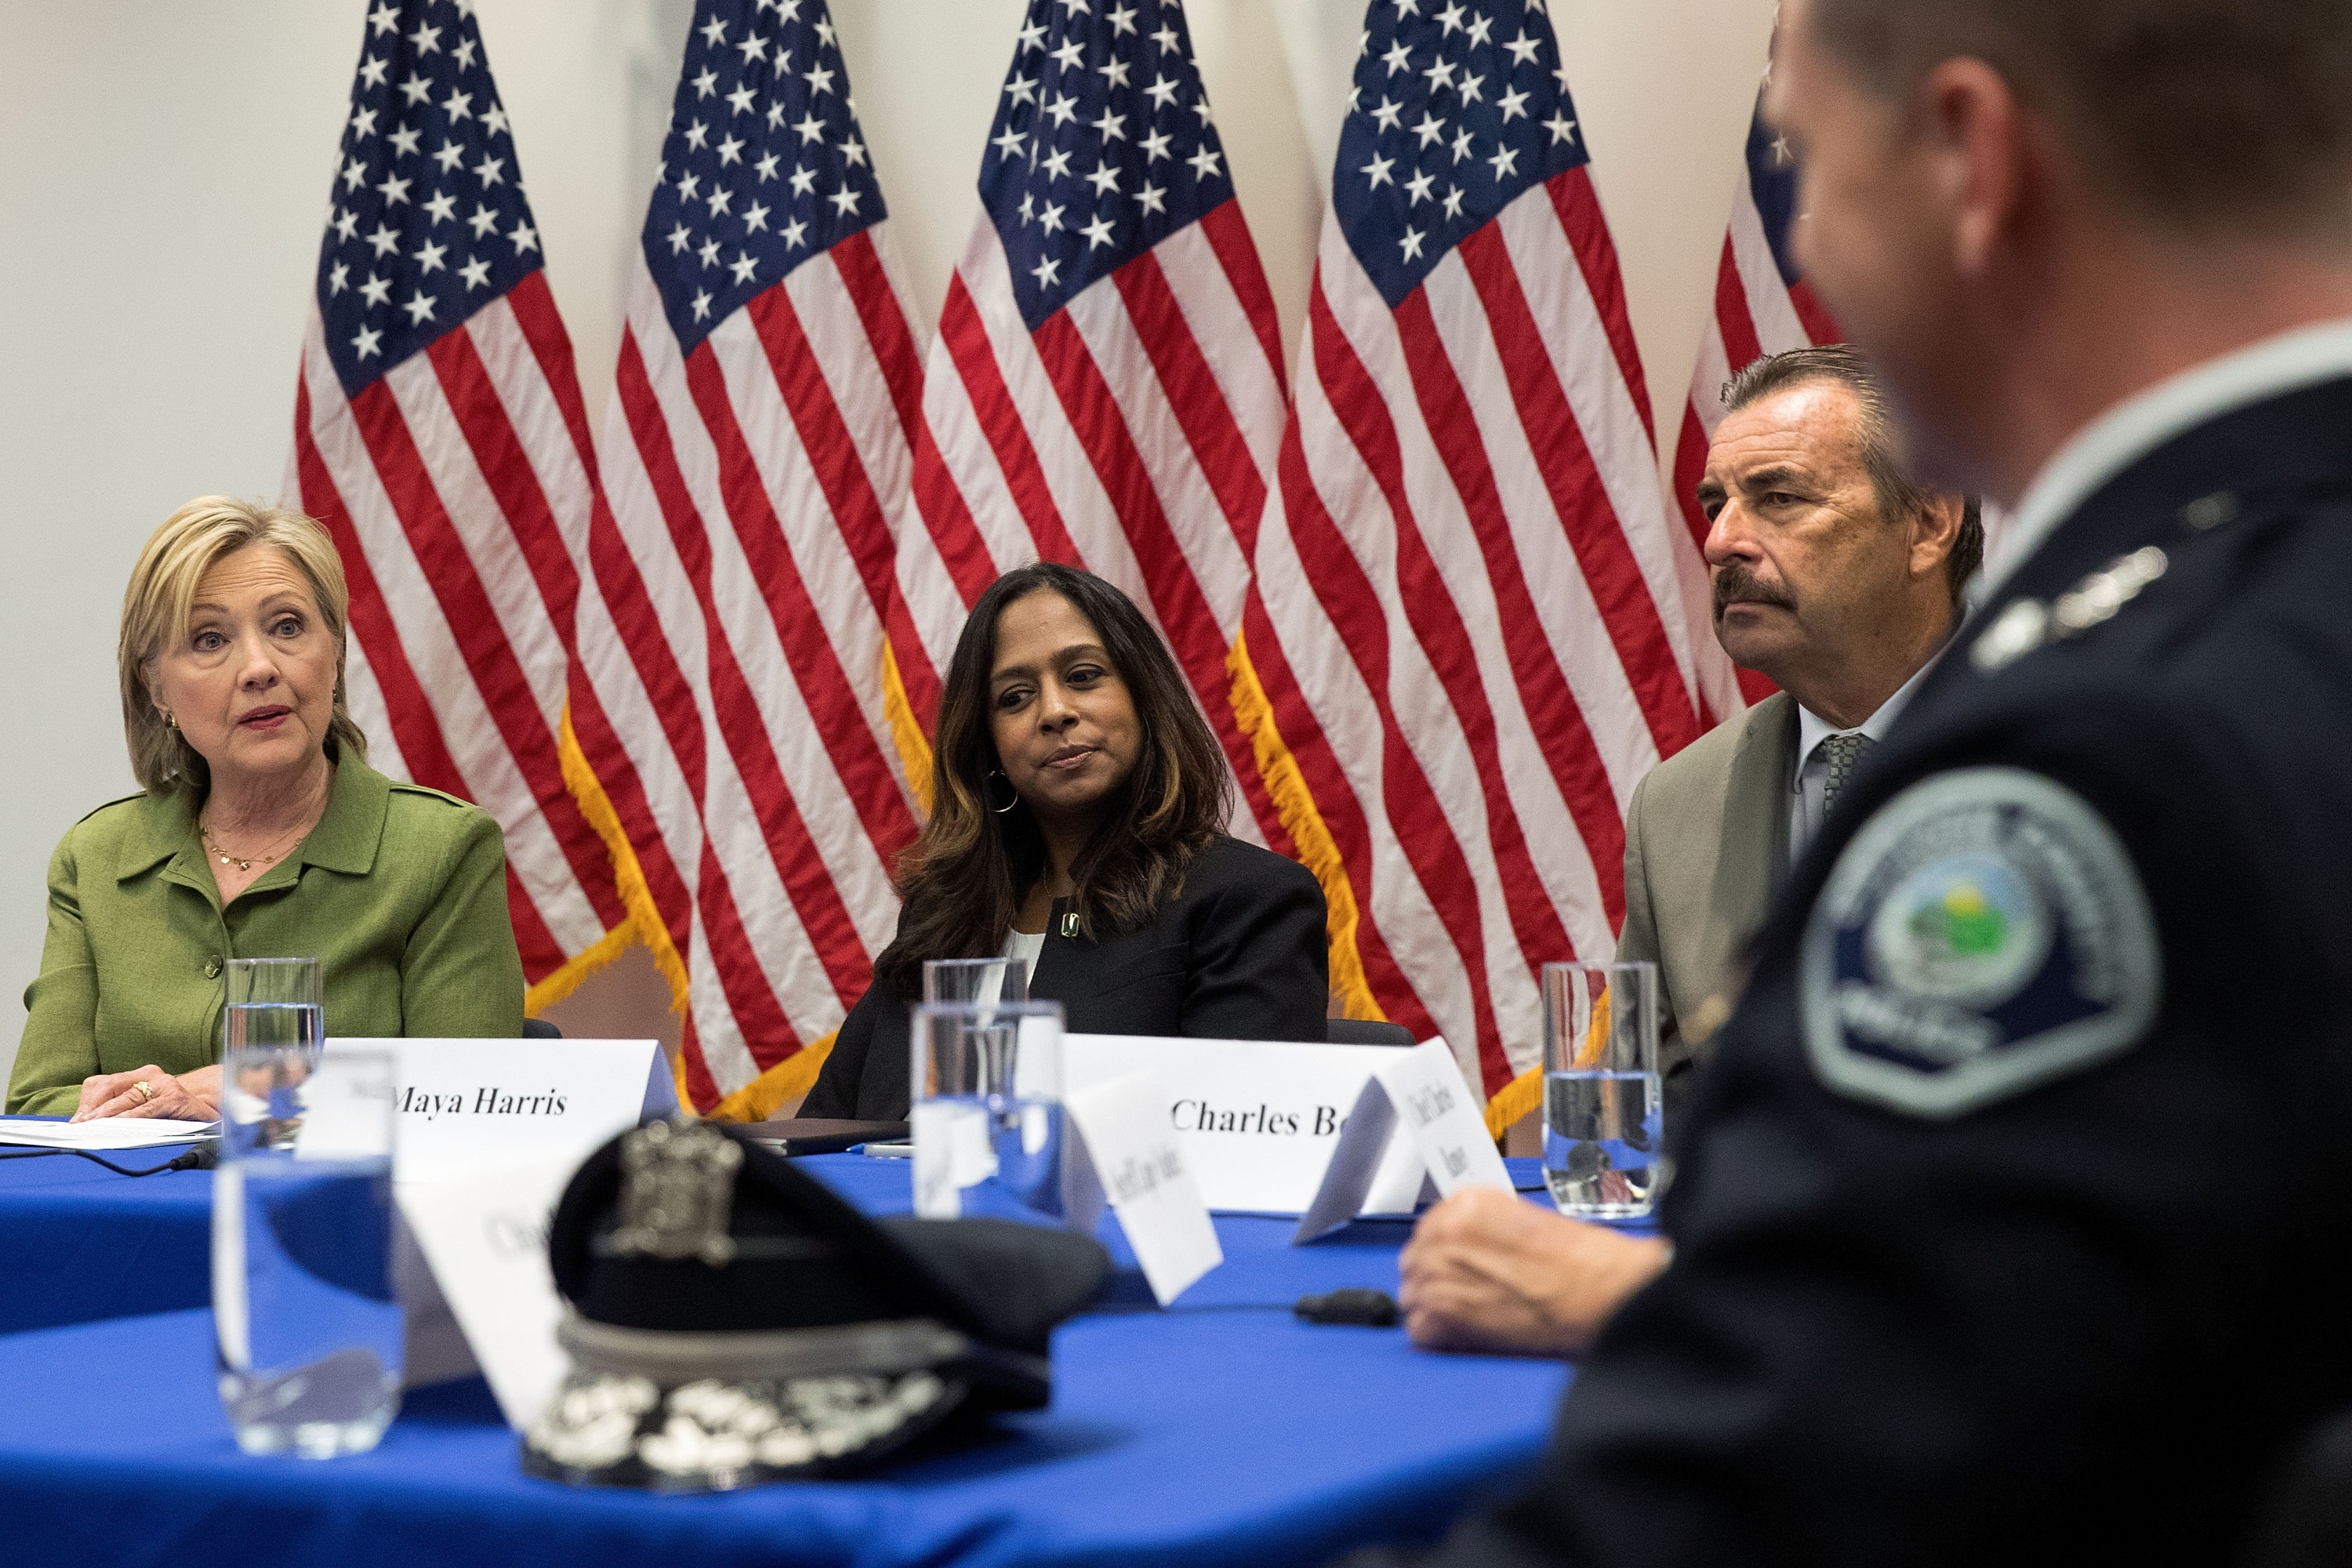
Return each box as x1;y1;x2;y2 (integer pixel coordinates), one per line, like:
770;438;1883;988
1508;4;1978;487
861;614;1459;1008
642;0;887;355
978;0;1235;331
317;0;542;393
1336;0;1588;304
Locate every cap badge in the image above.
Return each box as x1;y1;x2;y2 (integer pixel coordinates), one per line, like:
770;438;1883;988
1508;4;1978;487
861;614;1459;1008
610;1119;743;1268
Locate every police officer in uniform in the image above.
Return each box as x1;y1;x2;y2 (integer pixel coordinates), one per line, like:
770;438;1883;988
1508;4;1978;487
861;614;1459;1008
1362;1;2352;1563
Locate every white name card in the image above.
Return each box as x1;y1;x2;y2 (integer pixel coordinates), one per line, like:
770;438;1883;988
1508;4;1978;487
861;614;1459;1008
1061;1033;1430;1216
1062;1070;1222;1305
321;1037;676;1428
1294;1040;1514;1243
397;1155;578;1428
328;1036;674;1178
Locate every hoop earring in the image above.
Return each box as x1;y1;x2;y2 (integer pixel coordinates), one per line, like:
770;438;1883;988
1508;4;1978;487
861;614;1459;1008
984;769;1019;815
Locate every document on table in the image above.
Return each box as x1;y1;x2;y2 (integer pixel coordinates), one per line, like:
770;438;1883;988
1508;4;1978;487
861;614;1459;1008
0;1118;216;1150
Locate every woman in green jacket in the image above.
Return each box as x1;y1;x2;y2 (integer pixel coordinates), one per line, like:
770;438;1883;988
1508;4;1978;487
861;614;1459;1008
5;496;524;1120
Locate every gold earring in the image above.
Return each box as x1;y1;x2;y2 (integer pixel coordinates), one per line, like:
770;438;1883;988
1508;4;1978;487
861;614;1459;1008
164;712;177;730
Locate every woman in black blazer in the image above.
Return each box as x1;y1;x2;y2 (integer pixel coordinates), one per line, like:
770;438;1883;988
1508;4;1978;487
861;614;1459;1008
801;564;1328;1120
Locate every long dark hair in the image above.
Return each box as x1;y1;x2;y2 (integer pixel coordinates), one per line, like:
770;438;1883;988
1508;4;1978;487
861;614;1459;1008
873;564;1231;995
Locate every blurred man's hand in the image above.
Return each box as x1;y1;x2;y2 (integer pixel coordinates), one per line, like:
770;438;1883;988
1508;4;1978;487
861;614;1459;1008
1399;1187;1671;1357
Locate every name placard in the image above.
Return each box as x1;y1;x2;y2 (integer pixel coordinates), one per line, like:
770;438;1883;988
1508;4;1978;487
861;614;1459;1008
321;1037;675;1428
397;1155;578;1428
1294;1040;1514;1243
1061;1034;1430;1216
328;1036;675;1178
1062;1070;1222;1305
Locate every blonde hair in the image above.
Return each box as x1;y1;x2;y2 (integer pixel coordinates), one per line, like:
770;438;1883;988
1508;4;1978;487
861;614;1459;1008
118;496;368;794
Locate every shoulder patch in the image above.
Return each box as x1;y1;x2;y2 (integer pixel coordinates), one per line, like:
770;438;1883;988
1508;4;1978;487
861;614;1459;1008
1801;767;2160;1119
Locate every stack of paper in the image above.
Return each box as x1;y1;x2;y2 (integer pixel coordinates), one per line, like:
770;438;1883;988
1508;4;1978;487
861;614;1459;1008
0;1118;216;1150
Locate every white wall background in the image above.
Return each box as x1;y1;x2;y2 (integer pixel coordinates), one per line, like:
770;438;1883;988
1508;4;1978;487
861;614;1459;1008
0;0;1775;1082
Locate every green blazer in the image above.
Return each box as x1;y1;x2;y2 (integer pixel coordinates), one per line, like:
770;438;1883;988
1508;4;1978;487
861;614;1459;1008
7;756;525;1115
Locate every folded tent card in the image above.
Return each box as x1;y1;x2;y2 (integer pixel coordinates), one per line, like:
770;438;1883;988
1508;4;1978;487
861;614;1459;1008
295;1038;676;1428
1058;1033;1503;1222
912;1055;1225;1308
1291;1039;1515;1243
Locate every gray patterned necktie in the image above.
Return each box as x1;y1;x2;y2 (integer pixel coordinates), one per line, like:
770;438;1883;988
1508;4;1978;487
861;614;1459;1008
1819;732;1876;821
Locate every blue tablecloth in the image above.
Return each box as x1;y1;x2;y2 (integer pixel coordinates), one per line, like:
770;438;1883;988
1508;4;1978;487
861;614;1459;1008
0;1149;212;1333
0;1153;1571;1568
0;1146;1583;1332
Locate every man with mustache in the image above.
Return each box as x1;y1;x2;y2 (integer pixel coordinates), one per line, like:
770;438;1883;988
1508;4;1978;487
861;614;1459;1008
1646;343;1980;1096
1395;345;1977;1360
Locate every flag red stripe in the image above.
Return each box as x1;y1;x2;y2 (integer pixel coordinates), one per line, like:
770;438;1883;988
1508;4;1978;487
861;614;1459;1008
292;381;462;795
935;273;1083;569
1312;292;1575;1087
1672;401;1714;554
1548;171;1656;448
1449;227;1700;762
742;285;901;631
295;377;569;979
1787;278;1840;349
1240;586;1441;1041
563;630;699;961
612;334;816;1053
616;334;868;1021
903;401;998;608
1027;308;1290;855
509;285;756;844
675;345;918;875
465;293;706;924
1712;239;1766;381
1108;249;1268;554
1388;284;1632;927
341;380;581;811
423;328;628;927
830;231;926;459
505;278;610;519
677;1014;720;1109
1277;322;1508;1080
1196;201;1288;401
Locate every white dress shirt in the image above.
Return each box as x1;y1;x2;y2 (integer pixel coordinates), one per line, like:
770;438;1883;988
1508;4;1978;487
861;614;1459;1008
1790;660;1933;856
977;928;1047;1007
1983;318;2352;593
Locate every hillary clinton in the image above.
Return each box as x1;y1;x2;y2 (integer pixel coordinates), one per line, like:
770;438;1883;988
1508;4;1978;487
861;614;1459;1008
5;497;524;1120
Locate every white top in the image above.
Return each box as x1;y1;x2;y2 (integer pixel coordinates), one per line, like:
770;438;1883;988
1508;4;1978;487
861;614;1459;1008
979;928;1048;1008
1985;318;2352;593
1790;659;1933;856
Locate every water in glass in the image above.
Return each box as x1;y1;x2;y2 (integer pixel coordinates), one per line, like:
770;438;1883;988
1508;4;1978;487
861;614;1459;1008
1543;1068;1662;1218
213;1044;401;1457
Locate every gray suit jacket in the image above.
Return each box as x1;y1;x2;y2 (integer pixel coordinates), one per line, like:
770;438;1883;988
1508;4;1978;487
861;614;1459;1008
1616;691;1795;1091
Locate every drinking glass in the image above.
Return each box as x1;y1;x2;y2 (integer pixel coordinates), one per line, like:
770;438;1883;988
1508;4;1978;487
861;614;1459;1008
223;956;325;1061
922;956;1030;1008
908;999;1067;1221
1540;962;1664;1219
212;1039;403;1456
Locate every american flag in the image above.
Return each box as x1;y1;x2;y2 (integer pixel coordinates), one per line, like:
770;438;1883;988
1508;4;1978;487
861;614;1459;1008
891;0;1304;866
289;0;630;1002
578;0;925;1113
1243;0;1722;1112
1672;89;1841;704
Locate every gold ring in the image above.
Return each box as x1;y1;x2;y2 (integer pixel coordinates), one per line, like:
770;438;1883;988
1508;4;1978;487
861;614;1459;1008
129;1079;155;1104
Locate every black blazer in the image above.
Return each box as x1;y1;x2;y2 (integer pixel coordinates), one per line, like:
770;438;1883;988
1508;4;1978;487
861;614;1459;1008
800;836;1328;1120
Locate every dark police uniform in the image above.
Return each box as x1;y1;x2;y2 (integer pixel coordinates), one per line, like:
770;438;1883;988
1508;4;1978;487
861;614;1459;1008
1389;368;2352;1566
